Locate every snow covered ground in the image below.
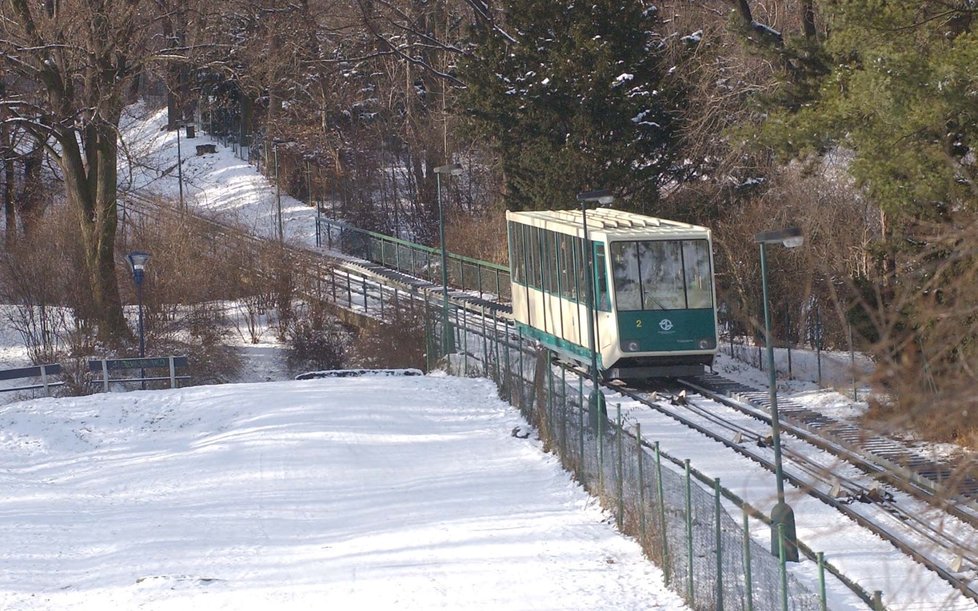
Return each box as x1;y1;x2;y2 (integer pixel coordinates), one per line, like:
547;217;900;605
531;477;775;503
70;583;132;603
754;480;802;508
0;104;973;609
0;374;687;610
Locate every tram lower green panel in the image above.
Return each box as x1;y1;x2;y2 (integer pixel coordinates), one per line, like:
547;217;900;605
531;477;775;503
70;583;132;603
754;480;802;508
515;322;604;368
616;309;716;353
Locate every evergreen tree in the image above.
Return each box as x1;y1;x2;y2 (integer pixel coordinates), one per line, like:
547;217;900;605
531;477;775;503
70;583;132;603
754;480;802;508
458;0;685;212
760;1;978;223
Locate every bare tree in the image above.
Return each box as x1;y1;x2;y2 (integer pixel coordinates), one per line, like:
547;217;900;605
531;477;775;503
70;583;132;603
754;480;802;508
0;0;184;339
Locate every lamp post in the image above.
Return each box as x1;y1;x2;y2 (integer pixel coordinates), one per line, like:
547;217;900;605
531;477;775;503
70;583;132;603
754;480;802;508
755;226;803;562
273;139;285;242
175;121;185;211
434;163;463;356
576;189;614;425
127;251;151;389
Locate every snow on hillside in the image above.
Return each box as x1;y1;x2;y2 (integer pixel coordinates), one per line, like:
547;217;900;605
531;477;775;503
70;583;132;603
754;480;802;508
120;103;318;245
0;374;687;610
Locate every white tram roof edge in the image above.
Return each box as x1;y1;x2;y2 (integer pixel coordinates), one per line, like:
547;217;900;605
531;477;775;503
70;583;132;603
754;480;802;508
506;209;711;241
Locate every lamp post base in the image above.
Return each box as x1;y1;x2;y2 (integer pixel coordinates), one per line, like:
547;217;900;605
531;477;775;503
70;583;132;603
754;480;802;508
440;315;455;356
771;501;799;561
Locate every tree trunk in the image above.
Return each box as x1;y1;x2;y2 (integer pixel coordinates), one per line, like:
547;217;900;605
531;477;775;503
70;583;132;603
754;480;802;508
2;151;13;244
0;100;14;244
732;0;753;24
802;0;816;40
59;119;128;340
20;145;43;236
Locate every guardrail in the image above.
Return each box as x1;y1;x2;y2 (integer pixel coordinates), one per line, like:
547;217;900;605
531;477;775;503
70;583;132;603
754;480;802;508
88;356;190;391
0;364;63;395
317;218;511;302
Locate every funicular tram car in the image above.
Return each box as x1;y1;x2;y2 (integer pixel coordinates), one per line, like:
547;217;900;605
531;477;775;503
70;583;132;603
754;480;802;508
506;208;718;380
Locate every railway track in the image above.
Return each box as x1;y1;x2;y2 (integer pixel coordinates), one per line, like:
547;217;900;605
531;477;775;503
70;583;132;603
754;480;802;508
607;376;978;604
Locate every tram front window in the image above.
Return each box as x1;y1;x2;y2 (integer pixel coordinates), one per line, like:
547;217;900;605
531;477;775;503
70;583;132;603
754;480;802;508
611;242;642;310
683;241;713;308
611;239;713;311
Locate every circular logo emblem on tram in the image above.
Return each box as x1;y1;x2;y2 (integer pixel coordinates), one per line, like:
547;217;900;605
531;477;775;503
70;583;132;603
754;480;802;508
659;319;674;332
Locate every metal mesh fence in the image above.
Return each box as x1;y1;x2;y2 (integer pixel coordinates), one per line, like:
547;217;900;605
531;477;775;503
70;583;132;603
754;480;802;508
432;311;837;611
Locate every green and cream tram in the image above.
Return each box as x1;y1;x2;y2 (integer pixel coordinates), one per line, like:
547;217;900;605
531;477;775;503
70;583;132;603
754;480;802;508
506;208;718;379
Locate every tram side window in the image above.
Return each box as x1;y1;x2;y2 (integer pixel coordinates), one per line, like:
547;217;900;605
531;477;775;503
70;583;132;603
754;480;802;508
537;228;550;291
558;233;575;300
547;231;559;295
509;222;524;285
571;236;583;304
526;226;539;289
576;237;588;306
594;244;610;311
611;242;642;311
683;240;713;308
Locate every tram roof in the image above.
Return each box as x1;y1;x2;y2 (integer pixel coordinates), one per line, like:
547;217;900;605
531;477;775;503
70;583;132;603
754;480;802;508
506;208;710;239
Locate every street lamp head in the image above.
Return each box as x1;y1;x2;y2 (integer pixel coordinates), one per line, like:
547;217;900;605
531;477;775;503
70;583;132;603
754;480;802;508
782;234;804;248
576;189;614;206
127;251;151;271
755;226;803;248
434;163;463;176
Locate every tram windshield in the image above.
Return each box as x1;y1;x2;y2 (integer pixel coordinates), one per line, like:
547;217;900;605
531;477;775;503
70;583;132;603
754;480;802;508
610;239;713;311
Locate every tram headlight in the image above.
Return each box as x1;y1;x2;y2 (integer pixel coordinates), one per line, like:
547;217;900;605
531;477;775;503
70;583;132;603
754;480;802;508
624;340;641;352
698;337;716;350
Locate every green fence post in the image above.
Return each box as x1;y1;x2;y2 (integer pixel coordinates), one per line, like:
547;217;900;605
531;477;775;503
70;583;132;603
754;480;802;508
461;307;468;374
714;478;724;611
482;306;489;377
655;442;670;586
616;404;624;529
778;524;789;611
518;327;524;409
578;375;585;466
637;423;646;546
494;320;501;384
360;276;368;313
818;552;827;611
503;324;512;401
873;591;883;611
547;357;554;444
424;298;432;370
743;511;753;611
685;459;694;605
560;368;568;454
598;401;605;494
